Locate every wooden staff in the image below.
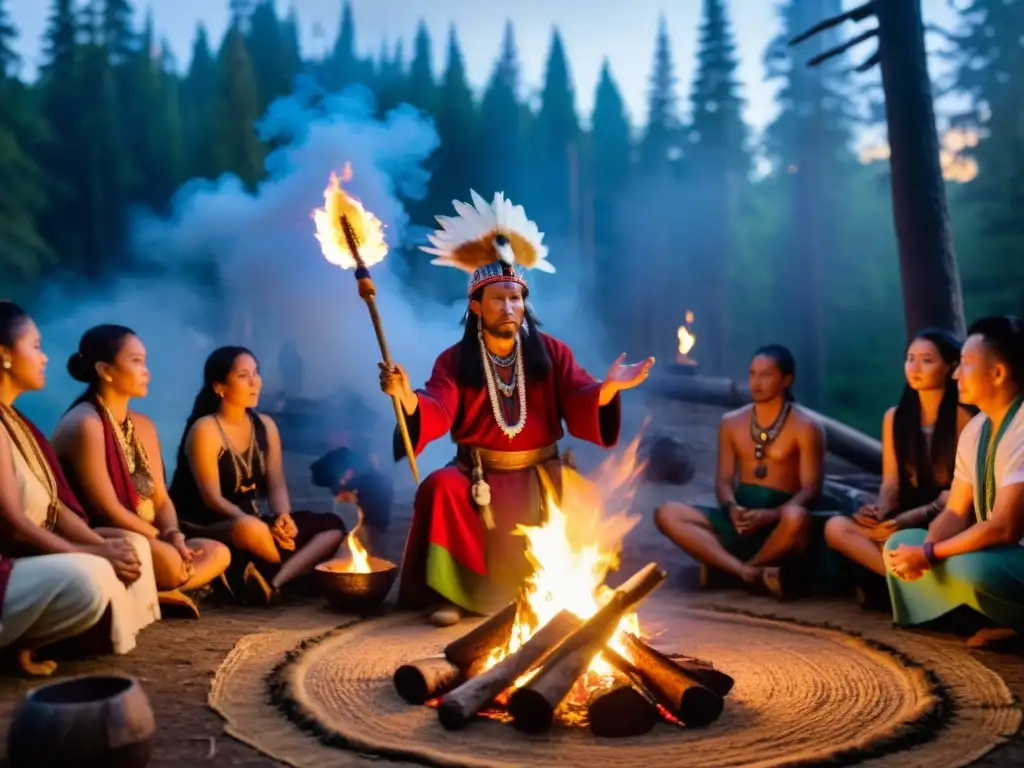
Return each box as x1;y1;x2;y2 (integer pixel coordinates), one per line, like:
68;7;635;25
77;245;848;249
340;214;419;484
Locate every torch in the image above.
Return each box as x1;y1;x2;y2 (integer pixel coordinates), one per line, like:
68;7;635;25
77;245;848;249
313;165;420;485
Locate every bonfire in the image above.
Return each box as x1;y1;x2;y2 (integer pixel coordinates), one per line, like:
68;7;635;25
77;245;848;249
393;435;735;737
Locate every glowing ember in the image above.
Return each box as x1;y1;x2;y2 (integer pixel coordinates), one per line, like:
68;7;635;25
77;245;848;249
483;434;647;702
312;162;388;269
338;531;371;574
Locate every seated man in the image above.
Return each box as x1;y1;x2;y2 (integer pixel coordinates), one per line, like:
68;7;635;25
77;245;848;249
885;316;1024;649
382;191;654;626
655;345;826;597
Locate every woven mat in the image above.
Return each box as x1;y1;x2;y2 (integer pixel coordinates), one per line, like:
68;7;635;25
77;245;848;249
209;595;1022;768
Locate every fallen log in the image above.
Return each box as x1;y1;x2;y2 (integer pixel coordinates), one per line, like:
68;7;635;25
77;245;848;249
648;372;882;474
507;563;667;734
587;680;658;738
613;633;723;727
393;657;463;705
443;601;518;671
436;610;582;731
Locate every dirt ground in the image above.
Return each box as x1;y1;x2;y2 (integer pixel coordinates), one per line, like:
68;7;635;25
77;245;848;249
0;395;1021;766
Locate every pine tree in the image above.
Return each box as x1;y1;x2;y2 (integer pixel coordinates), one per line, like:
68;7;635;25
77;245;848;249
639;15;680;174
765;0;860;404
405;20;435;113
247;0;295;115
182;23;219;180
950;0;1024;315
280;4;303;85
325;1;358;90
587;60;632;350
683;0;750;374
0;0;18;78
532;29;580;246
102;0;135;64
0;7;53;280
37;0;89;271
432;24;476;209
77;2;131;271
214;22;264;190
476;21;525;201
375;38;406;113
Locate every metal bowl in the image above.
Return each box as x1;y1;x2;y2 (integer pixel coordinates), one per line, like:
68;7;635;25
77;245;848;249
315;556;398;613
7;674;154;767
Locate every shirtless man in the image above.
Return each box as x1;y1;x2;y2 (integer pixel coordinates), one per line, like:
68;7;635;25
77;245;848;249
654;345;826;596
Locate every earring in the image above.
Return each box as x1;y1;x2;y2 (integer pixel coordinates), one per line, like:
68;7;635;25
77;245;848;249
1;359;10;370
104;376;113;383
477;314;483;340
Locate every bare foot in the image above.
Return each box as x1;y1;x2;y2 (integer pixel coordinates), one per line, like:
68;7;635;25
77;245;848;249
966;627;1017;649
429;604;462;627
760;567;785;599
158;589;200;619
243;563;274;605
16;649;57;677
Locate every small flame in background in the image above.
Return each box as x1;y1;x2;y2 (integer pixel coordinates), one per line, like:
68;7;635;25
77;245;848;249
341;531;372;574
677;309;696;357
312;162;389;269
483;433;648;702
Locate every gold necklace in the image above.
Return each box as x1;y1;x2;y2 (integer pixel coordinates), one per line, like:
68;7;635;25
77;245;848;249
96;396;155;500
0;404;59;531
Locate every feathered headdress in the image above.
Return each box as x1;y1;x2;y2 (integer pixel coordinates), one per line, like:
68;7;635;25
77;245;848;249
419;191;554;296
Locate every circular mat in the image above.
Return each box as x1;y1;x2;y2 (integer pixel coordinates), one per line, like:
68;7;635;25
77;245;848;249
219;597;1020;768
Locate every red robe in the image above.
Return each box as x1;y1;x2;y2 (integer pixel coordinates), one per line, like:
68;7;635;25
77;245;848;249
395;333;621;613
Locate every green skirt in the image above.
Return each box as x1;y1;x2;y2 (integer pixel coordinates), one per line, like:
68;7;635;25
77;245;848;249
884;529;1024;632
696;483;847;589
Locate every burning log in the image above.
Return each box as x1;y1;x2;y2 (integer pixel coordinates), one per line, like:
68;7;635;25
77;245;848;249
393;658;463;705
442;601;517;671
507;563;667;734
612;633;723;727
664;654;734;699
586;680;658;738
437;610;582;731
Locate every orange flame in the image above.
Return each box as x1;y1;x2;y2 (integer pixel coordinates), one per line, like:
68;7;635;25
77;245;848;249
341;531;371;574
484;433;648;701
312;162;388;269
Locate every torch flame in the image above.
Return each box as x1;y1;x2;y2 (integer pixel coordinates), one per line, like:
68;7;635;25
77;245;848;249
341;530;371;574
312;162;388;269
483;433;647;700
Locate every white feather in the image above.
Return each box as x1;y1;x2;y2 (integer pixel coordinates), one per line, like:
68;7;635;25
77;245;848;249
419;189;555;275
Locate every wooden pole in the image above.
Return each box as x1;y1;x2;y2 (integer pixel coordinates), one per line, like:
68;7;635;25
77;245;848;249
340;215;419;484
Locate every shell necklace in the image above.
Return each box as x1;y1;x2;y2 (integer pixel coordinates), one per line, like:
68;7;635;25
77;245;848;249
479;330;527;440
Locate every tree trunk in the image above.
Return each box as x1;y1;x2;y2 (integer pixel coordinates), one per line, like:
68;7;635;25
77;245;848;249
875;0;966;339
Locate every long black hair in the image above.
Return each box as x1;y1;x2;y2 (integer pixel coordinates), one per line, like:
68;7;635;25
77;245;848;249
456;286;551;389
892;327;962;505
753;344;796;402
0;301;31;349
66;324;136;410
174;345;257;472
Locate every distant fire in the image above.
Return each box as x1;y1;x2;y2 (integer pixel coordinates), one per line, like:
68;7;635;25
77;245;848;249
676;310;697;366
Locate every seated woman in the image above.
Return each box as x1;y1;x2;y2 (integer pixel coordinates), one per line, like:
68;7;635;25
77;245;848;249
51;325;231;618
170;346;346;604
825;329;973;604
0;302;159;674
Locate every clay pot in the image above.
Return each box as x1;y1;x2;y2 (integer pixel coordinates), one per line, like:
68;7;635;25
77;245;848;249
7;674;155;767
315;556;398;613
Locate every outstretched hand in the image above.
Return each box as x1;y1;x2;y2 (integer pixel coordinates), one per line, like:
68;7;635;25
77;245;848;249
604;353;656;392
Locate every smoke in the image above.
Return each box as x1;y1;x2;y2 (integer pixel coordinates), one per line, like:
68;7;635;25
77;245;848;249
20;78;611;491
